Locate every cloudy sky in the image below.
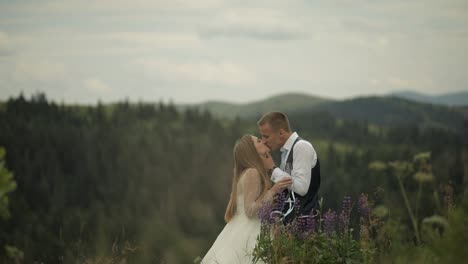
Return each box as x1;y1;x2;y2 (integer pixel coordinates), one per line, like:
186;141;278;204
0;0;467;104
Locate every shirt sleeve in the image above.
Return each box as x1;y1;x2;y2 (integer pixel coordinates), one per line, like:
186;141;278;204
243;168;275;218
270;140;317;196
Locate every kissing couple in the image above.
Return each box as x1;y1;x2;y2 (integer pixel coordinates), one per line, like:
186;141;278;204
202;111;321;264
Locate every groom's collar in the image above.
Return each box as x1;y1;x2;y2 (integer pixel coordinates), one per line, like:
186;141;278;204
280;132;299;153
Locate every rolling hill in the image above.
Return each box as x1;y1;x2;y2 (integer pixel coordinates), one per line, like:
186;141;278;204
177;93;332;119
180;93;466;132
316;96;464;131
391;90;468;106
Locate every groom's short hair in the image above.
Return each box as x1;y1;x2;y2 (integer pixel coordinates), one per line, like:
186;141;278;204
257;112;291;132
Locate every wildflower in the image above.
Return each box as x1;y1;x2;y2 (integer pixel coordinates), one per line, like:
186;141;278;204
413;172;434;183
322;210;337;236
357;193;370;219
294;197;301;216
295;215;316;236
305;215;316;233
258;203;275;225
339;195;352;232
274;191;287;211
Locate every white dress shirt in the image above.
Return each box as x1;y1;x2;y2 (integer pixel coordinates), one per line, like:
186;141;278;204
271;132;318;196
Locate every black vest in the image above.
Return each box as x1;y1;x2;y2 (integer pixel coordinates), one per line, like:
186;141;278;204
282;137;321;222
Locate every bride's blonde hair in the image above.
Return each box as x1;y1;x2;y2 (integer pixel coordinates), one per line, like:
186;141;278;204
224;135;272;222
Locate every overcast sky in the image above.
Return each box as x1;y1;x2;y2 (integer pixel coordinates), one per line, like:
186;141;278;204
0;0;467;104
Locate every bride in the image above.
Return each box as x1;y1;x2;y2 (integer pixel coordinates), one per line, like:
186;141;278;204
201;135;292;263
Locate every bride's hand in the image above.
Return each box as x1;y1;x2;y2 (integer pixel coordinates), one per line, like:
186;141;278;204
260;151;275;169
271;176;293;193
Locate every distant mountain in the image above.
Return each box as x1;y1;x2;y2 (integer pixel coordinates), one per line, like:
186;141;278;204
391;90;468;106
179;93;465;132
178;93;332;119
316;96;464;131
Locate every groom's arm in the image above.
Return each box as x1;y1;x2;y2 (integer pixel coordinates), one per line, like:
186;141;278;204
270;141;317;196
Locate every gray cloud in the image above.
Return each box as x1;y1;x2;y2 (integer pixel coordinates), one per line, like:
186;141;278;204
0;0;467;104
199;20;309;40
198;8;310;40
0;32;16;57
200;27;308;40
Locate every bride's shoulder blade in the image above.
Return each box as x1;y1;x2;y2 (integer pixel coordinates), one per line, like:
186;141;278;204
241;167;260;180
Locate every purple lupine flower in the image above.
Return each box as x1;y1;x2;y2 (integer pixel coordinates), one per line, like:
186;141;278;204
304;216;316;233
357;193;370;219
291;209;317;239
274;191;287;211
322;210;337;236
294;197;301;215
295;216;316;233
264;191;288;222
294;217;307;238
258;202;275;225
339;195;352;232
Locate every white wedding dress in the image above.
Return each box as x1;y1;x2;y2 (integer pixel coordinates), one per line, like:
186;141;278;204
202;168;274;264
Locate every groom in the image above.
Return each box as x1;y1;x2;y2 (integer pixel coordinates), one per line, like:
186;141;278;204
258;111;321;223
